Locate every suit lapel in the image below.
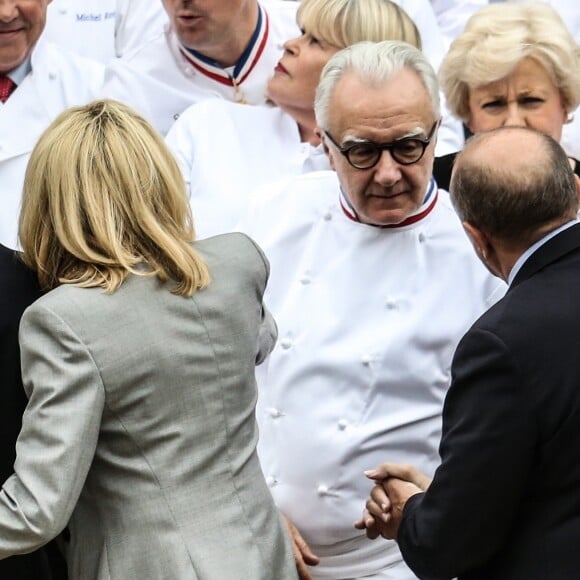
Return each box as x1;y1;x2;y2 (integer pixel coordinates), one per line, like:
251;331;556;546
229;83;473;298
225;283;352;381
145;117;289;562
511;223;580;289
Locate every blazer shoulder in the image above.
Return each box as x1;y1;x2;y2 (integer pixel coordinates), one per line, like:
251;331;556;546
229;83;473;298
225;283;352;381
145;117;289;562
195;232;270;278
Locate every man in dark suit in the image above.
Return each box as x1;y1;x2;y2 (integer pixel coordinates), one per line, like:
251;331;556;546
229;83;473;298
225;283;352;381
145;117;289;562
0;244;66;578
355;126;580;579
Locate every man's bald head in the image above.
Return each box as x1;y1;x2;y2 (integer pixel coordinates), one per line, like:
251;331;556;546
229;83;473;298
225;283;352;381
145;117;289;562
450;126;578;244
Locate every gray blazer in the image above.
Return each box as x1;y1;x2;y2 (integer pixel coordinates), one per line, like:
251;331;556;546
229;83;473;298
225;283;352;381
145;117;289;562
0;233;296;580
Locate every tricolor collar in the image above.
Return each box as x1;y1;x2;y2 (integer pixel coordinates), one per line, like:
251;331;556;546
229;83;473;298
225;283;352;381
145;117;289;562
178;3;269;102
339;177;439;228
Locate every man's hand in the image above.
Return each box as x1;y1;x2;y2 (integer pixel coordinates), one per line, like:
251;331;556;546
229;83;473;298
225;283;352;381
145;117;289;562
354;463;431;540
364;462;432;491
282;514;320;580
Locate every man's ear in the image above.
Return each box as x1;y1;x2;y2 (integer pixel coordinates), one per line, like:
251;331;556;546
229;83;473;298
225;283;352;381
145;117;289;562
574;174;580;206
462;221;489;261
316;128;336;170
463;221;506;279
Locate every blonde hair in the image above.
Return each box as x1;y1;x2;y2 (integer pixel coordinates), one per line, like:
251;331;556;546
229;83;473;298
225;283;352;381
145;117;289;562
441;2;580;122
19;99;210;296
297;0;421;50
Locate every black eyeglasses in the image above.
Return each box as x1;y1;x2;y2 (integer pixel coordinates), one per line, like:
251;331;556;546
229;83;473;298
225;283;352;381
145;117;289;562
324;121;439;169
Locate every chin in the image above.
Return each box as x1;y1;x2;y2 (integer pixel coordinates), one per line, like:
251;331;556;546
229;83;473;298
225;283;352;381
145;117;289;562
365;205;414;226
361;213;405;226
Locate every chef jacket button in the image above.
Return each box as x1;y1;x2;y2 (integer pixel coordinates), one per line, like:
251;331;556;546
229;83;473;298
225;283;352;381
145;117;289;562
185;67;194;77
337;419;348;430
385;297;397;310
299;276;311;285
361;354;372;366
323;212;332;221
173;113;180;121
268;407;282;418
418;232;426;243
48;72;57;81
280;338;292;350
317;484;329;496
266;476;277;487
59;8;67;14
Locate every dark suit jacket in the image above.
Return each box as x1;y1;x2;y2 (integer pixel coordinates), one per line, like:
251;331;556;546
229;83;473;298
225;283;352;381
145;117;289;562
397;224;580;580
0;245;66;579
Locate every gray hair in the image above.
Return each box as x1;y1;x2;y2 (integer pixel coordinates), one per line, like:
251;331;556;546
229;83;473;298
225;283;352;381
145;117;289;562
314;40;440;130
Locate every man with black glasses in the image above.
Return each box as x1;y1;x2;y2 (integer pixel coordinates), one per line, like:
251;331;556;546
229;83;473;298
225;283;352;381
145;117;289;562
239;41;505;580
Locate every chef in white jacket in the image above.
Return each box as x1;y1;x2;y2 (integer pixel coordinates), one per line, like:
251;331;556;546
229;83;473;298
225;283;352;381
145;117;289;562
43;0;167;64
102;0;299;136
0;0;104;250
165;0;464;239
166;0;425;240
239;41;505;579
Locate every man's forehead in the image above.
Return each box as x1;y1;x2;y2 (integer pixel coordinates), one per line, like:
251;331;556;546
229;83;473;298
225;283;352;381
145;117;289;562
329;69;432;123
328;93;434;140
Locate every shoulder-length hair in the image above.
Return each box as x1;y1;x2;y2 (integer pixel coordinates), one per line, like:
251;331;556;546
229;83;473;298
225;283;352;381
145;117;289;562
19;99;210;296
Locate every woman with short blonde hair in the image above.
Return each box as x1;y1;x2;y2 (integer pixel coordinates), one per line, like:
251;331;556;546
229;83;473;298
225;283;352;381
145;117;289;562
1;99;296;580
440;2;580;124
434;2;580;190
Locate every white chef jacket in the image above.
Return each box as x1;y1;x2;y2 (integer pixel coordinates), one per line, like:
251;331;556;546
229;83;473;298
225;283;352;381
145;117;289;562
165;100;329;239
101;1;299;136
0;38;104;249
43;0;167;64
429;0;488;49
240;171;506;579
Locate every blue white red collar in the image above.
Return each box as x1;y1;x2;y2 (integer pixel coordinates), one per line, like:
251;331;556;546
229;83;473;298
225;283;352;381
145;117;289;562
178;3;269;101
339;177;439;228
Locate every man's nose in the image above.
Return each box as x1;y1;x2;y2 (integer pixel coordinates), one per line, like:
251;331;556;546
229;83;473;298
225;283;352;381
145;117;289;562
372;149;402;185
0;1;18;22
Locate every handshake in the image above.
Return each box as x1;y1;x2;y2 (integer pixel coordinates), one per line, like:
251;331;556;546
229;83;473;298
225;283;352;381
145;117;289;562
354;463;432;540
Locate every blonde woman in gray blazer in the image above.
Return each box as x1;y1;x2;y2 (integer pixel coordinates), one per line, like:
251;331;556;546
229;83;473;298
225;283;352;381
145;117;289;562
0;100;296;580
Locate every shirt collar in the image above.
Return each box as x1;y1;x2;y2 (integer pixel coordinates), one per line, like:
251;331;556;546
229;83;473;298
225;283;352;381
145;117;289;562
6;57;31;86
508;219;578;285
